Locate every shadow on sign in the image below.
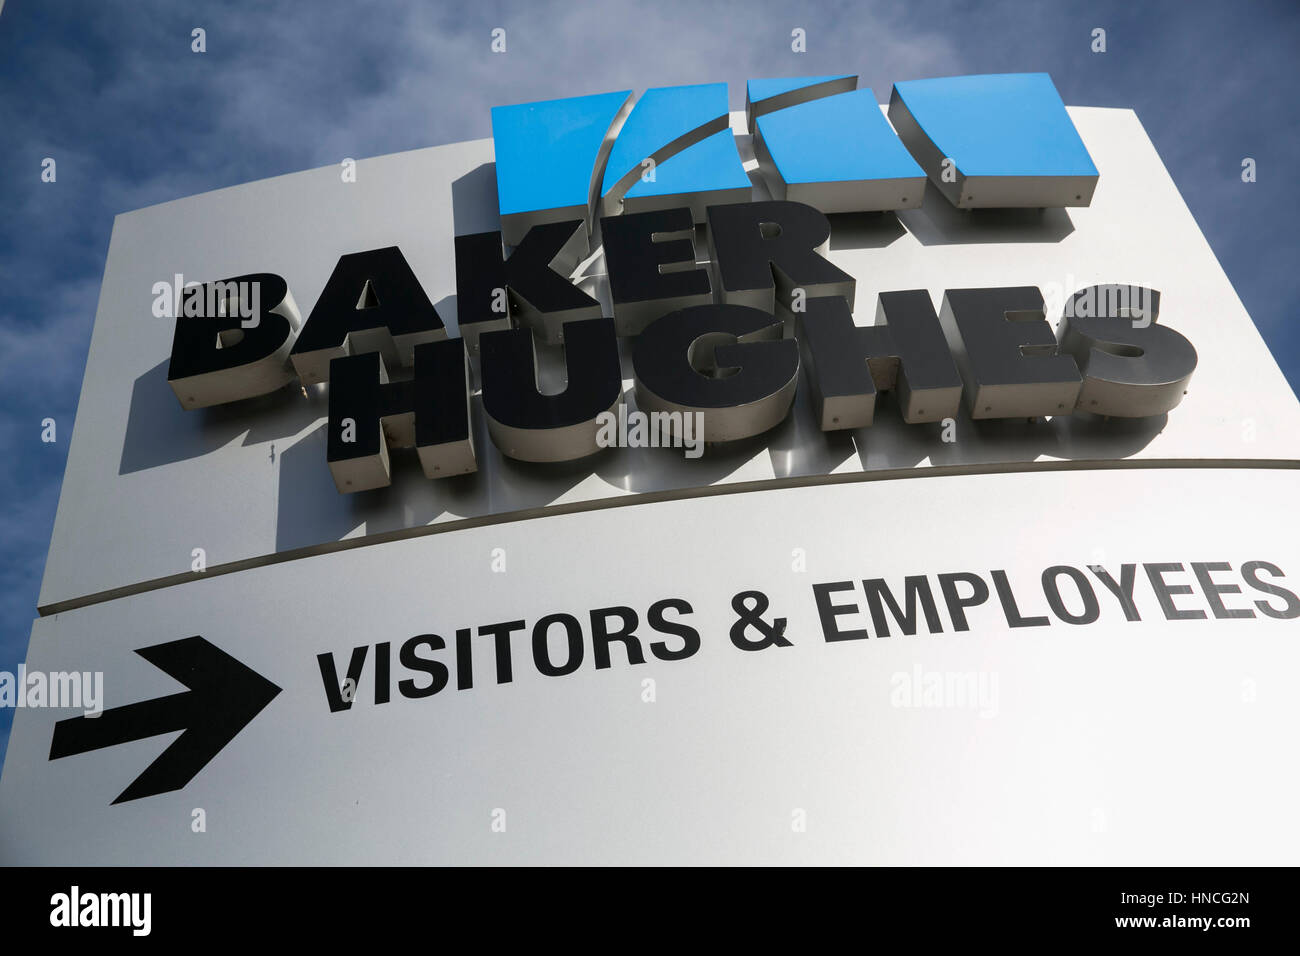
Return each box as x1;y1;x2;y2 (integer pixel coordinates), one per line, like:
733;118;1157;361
900;180;1076;246
118;359;319;476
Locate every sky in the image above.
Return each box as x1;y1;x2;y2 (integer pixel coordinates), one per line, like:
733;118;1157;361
0;0;1296;767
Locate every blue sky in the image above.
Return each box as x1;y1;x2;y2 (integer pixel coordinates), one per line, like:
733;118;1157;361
0;0;1296;767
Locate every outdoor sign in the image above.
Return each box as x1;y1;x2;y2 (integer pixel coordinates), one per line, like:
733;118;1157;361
2;73;1298;866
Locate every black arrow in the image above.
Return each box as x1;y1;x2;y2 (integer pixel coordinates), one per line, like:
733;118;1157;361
48;636;281;804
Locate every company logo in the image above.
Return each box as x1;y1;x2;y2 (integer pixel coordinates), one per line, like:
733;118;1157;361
490;72;1098;244
161;73;1194;496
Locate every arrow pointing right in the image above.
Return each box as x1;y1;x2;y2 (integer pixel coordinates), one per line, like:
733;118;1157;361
49;636;282;804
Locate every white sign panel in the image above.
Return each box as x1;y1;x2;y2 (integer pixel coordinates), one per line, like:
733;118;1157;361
4;467;1298;864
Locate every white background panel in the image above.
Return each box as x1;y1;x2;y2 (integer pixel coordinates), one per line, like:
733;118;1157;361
4;467;1299;864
